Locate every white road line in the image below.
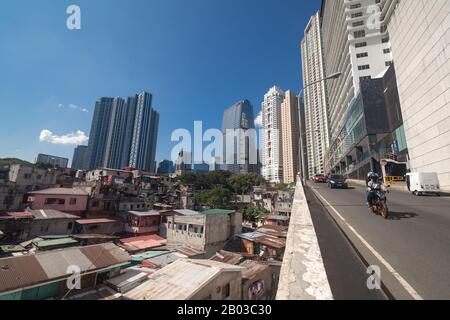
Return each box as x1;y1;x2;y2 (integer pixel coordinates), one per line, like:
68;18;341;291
311;187;424;300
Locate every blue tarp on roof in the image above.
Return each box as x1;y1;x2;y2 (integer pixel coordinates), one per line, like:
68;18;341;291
237;232;264;241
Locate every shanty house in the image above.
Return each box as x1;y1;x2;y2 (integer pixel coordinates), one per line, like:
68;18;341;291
0;243;130;300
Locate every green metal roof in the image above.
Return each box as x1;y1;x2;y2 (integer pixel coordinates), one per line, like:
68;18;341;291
131;251;168;262
34;238;79;248
0;245;26;253
200;209;235;216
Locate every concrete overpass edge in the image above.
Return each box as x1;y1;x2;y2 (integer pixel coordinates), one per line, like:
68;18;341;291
276;178;334;300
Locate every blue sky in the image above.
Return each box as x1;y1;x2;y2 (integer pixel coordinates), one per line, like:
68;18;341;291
0;0;321;164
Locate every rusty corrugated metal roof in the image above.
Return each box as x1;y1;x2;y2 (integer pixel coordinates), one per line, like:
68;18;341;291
240;260;269;280
210;250;243;265
0;243;131;294
80;243;130;269
254;236;286;249
0;255;48;293
173;246;205;257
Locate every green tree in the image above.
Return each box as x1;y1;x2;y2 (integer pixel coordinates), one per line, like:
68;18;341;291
243;204;270;222
227;173;266;195
195;187;235;209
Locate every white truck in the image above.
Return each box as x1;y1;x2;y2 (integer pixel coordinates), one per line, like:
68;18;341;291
406;172;441;196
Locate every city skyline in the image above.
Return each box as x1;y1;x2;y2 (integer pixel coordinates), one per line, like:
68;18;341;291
0;0;320;165
1;0;450;303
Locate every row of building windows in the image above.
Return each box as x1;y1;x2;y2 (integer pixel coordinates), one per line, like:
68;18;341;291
44;198;78;205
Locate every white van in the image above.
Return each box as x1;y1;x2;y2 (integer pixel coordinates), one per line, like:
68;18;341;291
406;172;441;196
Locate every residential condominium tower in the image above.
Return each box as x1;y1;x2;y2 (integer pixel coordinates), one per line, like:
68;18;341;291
261;86;285;183
129;92;160;173
281;91;300;184
321;0;395;140
301;12;331;177
320;0;404;178
221;100;258;174
86;91;159;173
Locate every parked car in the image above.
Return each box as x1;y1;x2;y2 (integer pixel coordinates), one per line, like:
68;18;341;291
313;174;327;183
328;175;348;189
406;172;440;196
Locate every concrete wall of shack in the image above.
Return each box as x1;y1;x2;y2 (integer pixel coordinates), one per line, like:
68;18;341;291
242;265;281;301
190;270;242;300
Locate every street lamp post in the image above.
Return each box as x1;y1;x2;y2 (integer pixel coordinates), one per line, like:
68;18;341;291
297;72;342;184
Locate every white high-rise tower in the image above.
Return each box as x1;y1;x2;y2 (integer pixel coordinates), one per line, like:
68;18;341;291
261;86;285;183
301;12;330;178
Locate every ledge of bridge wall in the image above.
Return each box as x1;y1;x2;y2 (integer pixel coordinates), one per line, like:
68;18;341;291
276;178;333;300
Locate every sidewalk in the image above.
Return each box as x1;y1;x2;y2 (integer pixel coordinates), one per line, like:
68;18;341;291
347;179;409;192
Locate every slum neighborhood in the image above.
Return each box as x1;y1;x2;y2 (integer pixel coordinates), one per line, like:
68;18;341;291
0;164;293;300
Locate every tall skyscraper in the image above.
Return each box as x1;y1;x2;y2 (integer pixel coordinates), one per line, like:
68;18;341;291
103;97;136;169
86;91;159;172
301;12;330;177
320;0;406;179
261;86;285;183
129;92;160;172
281;91;300;184
87;97;115;170
321;0;394;142
221;100;257;174
71;145;89;170
383;0;450;190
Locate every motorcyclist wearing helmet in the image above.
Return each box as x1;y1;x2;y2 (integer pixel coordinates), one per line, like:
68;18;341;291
366;172;386;207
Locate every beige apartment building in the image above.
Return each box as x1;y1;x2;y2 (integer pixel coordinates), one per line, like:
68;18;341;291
384;0;450;190
281;91;300;184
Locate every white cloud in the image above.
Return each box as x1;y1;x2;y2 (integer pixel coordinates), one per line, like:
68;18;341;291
39;129;88;145
57;103;89;113
254;111;263;128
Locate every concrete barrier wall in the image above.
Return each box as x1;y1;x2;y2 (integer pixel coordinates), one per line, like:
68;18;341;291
276;178;333;300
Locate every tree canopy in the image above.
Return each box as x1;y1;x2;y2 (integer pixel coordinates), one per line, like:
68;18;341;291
180;171;267;209
195;187;235;209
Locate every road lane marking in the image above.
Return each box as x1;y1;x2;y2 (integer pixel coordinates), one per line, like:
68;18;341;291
311;187;424;300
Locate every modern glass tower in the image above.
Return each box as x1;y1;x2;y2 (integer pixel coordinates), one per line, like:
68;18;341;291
86;91;159;172
221;99;258;174
86;97;115;170
71;145;89;170
129;92;160;173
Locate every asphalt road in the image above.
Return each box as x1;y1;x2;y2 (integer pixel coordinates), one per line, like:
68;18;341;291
308;181;450;300
304;186;387;300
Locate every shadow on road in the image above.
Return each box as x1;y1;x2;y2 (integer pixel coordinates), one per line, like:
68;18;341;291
388;211;418;221
416;192;450;198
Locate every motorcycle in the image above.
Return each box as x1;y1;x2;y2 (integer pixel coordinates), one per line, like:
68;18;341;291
369;182;389;219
